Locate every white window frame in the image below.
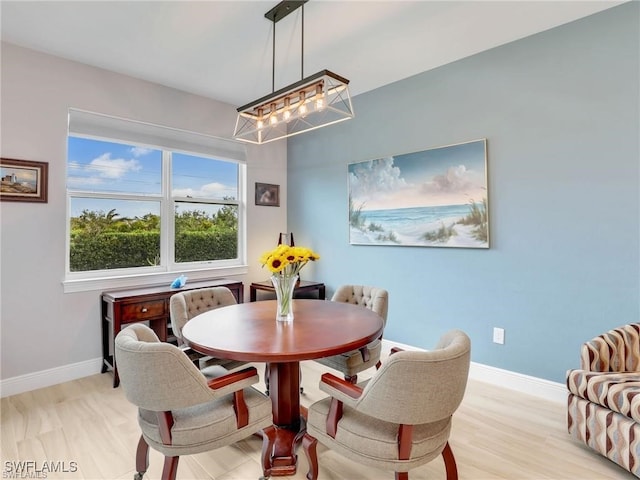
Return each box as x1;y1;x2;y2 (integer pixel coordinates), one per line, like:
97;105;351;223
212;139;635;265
63;109;248;293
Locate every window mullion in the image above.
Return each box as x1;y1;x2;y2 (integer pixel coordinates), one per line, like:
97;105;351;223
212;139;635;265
162;150;174;267
237;163;247;265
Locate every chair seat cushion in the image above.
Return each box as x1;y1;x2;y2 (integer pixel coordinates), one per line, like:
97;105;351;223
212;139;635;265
200;356;248;372
138;387;272;455
306;396;450;471
567;370;640;422
315;340;382;376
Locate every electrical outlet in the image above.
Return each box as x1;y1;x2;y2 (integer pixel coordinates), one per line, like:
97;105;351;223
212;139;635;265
493;327;505;345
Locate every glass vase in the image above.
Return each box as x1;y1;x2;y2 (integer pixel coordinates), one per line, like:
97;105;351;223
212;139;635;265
271;274;298;322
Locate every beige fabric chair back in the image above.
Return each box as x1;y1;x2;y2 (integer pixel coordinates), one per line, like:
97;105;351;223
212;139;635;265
115;323;219;411
356;330;470;425
317;284;389;383
170;286;237;344
331;284;388;327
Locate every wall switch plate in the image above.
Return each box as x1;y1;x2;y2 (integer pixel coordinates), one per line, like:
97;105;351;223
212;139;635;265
493;327;505;345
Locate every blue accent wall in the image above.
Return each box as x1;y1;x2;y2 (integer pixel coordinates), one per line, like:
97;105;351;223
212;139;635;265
287;3;639;383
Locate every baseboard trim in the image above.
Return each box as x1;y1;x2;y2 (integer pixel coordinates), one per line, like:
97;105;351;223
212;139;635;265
2;342;567;403
0;357;103;398
382;339;566;404
469;361;567;404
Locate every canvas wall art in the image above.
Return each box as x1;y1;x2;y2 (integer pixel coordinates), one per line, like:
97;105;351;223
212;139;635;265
348;139;488;248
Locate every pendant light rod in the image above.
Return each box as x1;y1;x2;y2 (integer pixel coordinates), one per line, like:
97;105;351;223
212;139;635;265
265;1;308;92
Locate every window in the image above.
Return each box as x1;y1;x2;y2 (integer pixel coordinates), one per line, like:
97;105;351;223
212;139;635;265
65;110;247;290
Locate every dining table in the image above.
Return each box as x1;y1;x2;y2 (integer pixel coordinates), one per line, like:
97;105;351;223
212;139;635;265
181;298;384;476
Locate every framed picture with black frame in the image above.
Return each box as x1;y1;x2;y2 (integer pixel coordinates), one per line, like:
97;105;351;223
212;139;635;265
255;182;279;207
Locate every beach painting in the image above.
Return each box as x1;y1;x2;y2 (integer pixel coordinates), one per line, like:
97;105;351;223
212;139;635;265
348;139;488;248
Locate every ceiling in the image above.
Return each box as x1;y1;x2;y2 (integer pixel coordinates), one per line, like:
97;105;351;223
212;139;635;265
1;1;624;107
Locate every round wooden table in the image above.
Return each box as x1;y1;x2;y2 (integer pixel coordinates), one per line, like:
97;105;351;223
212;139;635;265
182;299;384;476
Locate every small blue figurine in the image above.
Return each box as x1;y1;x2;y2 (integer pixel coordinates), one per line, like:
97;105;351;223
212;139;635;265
170;275;187;289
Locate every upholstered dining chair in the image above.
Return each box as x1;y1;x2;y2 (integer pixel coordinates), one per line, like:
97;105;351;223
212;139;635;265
170;286;247;374
302;329;471;480
315;285;389;383
115;323;275;480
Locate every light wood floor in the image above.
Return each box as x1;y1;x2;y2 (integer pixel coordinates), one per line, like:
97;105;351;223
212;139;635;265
1;358;633;480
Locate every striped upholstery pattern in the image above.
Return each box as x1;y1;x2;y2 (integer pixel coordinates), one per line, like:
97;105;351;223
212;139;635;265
566;323;640;477
567;371;640;422
580;323;640;372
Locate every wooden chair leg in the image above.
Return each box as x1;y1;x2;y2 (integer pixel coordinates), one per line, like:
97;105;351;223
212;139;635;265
302;432;318;480
161;456;179;480
345;374;358;384
134;435;149;480
395;472;408;480
260;425;276;478
441;442;458;480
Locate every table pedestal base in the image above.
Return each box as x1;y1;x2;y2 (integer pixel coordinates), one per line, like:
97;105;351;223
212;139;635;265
268;361;305;476
269;420;306;476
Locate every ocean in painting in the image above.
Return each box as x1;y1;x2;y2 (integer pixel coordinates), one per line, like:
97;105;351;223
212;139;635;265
350;203;488;248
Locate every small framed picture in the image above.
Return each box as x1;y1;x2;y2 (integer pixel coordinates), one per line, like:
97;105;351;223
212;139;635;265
255;182;279;207
0;158;49;203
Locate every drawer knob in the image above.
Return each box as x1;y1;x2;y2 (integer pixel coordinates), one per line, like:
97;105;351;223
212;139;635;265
141;307;148;313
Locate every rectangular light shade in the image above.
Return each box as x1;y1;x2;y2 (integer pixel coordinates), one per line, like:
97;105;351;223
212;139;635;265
233;70;354;145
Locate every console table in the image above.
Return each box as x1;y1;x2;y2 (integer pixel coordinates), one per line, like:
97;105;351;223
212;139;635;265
249;279;325;302
101;278;243;387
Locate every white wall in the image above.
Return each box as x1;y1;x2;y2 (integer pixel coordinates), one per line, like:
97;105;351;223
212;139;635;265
0;43;287;386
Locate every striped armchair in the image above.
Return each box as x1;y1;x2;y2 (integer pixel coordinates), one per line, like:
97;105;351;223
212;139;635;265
566;323;640;477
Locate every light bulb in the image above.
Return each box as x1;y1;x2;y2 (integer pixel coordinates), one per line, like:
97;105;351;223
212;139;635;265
315;84;324;110
256;108;264;129
298;90;307;117
283;97;291;121
298;92;307;116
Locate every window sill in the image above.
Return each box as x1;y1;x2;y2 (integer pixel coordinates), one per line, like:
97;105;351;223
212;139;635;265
62;265;249;294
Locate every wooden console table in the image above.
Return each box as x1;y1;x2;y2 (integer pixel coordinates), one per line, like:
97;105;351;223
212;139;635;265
101;278;243;387
249;279;325;302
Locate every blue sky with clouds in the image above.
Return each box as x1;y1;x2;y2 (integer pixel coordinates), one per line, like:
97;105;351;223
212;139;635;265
67;136;238;217
348;139;487;210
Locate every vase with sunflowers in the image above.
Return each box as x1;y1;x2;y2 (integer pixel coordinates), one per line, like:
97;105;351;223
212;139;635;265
259;244;320;322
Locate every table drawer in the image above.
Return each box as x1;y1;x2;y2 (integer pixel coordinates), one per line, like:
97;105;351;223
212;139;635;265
121;299;166;322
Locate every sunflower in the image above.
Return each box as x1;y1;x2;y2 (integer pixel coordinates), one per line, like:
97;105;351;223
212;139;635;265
260;244;319;276
266;253;288;273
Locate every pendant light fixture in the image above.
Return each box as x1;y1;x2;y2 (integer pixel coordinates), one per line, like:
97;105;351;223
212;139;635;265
233;1;354;145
